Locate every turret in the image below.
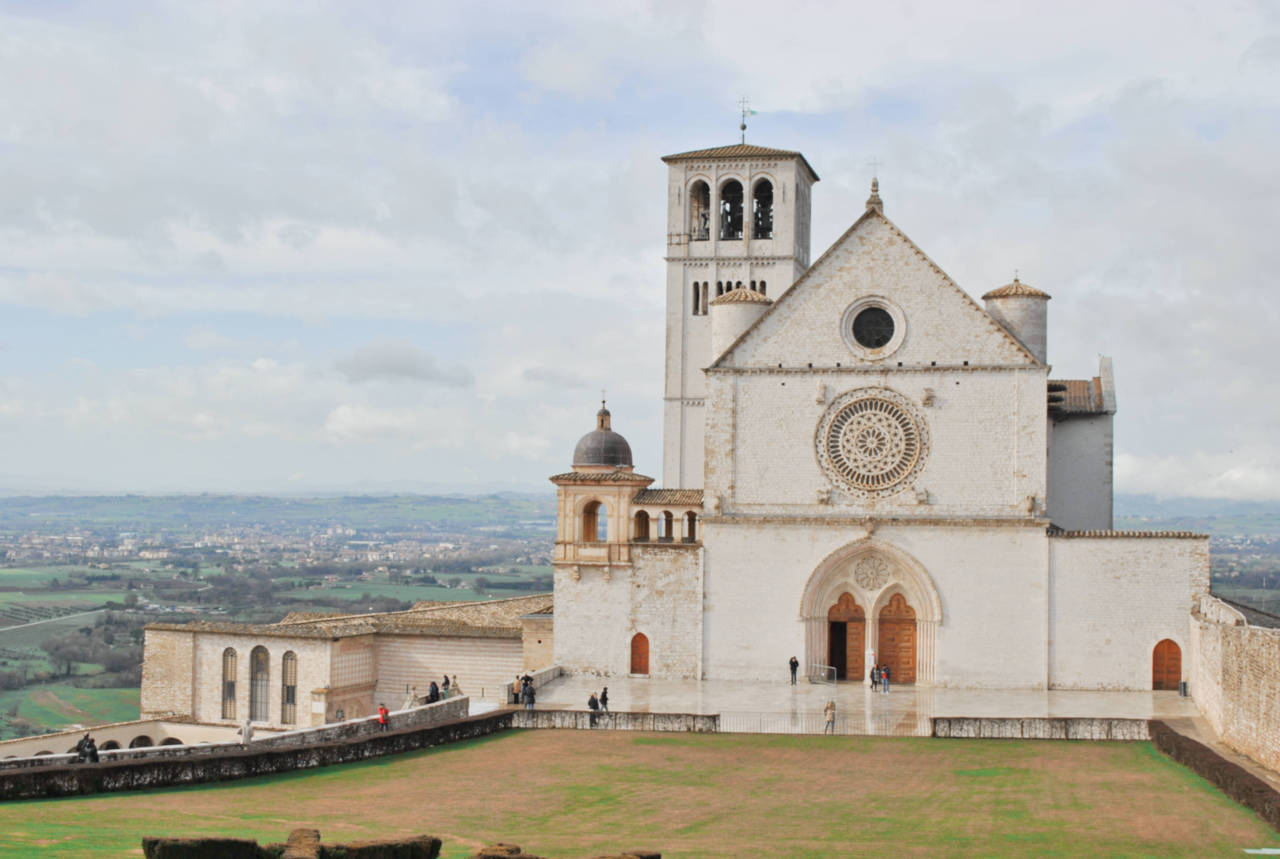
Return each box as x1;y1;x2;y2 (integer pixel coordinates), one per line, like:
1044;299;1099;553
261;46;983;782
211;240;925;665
710;286;773;359
982;277;1050;364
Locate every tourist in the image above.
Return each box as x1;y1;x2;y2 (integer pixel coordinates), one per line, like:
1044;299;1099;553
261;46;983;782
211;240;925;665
75;732;99;764
789;655;799;685
823;700;836;735
588;691;599;711
521;681;536;711
377;703;389;732
442;674;450;696
451;675;462;697
882;664;891;693
599;686;609;713
427;681;440;703
512;674;522;704
871;665;880;691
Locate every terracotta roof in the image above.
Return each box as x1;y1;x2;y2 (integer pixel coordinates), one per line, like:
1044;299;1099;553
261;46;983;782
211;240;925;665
550;469;655;486
1047;528;1207;539
982;278;1051;300
661;143;819;182
633;488;705;506
1048;378;1106;415
710;288;772;306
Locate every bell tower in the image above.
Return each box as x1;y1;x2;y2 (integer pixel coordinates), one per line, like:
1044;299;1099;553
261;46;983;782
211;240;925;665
659;143;819;488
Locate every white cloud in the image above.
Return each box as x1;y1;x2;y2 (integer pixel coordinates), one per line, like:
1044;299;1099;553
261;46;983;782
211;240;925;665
334;340;473;386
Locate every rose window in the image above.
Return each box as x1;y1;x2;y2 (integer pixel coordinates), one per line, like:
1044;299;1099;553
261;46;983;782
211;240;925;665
817;389;928;497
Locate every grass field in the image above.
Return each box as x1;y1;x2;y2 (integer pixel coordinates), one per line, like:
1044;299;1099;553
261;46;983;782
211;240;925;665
0;731;1275;857
0;683;139;734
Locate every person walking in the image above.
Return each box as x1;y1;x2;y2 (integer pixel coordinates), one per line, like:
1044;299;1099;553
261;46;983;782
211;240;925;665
871;665;880;691
377;703;390;732
599;686;609;713
823;700;836;735
881;664;891;693
521;681;536;711
789;655;799;685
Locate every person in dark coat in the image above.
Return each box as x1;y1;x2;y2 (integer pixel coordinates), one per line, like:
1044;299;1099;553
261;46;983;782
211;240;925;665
427;681;440;703
789;656;799;685
871;665;880;691
521;682;536;711
587;692;599;711
599;687;609;713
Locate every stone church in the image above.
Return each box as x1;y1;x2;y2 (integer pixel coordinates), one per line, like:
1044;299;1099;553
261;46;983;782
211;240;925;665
550;142;1208;690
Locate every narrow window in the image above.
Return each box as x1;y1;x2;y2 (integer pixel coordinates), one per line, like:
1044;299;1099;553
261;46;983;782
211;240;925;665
692;282;700;315
701;282;709;313
684;511;698;542
719;180;744;240
249;645;269;722
716;281;724;297
661;511;674;543
689;181;710;241
281;651;297;724
759;280;766;296
583;500;607;542
735;281;743;290
633;510;650;541
750;280;757;292
221;648;237;720
752;179;774;239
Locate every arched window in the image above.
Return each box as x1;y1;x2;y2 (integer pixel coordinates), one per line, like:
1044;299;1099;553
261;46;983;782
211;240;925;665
684;511;698;542
719;180;744;240
633;510;650;542
752;179;774;239
221;648;237;720
281;651;298;724
689;180;710;241
759;280;766;296
735;281;743;290
692;282;700;315
750;280;757;291
701;282;709;312
249;645;269;722
716;281;724;296
160;737;183;746
660;511;674;543
129;735;154;749
583;500;608;542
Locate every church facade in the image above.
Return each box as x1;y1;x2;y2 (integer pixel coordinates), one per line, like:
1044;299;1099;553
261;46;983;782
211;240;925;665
551;143;1208;690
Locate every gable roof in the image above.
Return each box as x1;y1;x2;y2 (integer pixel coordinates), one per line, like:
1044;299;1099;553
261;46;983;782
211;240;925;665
709;208;1042;369
662;143;819;182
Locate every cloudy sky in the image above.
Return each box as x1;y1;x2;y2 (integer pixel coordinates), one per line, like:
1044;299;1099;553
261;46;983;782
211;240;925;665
1;1;1278;498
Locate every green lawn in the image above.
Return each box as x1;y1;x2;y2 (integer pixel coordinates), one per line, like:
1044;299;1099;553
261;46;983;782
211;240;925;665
0;731;1274;857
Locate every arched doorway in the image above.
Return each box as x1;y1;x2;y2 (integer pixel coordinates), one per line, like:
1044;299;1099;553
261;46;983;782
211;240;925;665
826;593;865;681
630;632;649;675
1153;639;1181;690
878;594;917;685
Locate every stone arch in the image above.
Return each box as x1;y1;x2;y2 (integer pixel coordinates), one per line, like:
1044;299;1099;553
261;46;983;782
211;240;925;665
632;510;650;542
129;735;154;749
800;538;941;685
100;740;120;751
160;737;183;746
630;632;650;675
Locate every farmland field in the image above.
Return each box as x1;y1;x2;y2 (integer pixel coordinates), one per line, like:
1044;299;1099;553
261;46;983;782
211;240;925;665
0;731;1275;857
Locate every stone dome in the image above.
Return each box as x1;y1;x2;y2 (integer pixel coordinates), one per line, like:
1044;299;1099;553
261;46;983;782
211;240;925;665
572;403;633;468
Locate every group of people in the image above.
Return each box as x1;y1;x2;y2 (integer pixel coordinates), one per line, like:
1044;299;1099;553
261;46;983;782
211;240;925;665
514;674;536;710
73;732;100;763
870;664;892;692
585;688;609;713
400;674;463;711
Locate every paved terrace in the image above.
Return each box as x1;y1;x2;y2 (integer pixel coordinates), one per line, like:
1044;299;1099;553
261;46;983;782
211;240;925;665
529;674;1199;737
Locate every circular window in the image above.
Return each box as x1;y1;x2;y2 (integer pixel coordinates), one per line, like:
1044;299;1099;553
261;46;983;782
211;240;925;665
816;389;929;497
852;307;894;348
841;296;906;360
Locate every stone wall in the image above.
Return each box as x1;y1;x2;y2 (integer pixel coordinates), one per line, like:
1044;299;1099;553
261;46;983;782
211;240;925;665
512;710;719;732
1192;595;1280;772
933;717;1148;740
521;615;554;671
1048;534;1208;690
374;634;522;704
1046;413;1113;531
0;710;511;801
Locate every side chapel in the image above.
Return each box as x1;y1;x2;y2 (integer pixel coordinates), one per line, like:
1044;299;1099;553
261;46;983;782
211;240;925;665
550;142;1208;689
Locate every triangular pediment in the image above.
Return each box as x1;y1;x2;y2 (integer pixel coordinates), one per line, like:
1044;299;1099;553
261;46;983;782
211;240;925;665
712;212;1039;369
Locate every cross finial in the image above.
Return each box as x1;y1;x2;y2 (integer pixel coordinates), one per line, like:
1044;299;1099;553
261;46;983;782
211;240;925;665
739;97;750;143
601;389;606;408
1014;269;1020;283
867;157;882;178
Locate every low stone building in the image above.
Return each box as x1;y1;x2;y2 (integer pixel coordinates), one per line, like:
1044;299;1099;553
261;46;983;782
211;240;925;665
141;594;552;729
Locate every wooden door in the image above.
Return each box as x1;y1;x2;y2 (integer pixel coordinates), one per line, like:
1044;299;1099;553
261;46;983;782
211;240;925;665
828;593;865;681
878;594;917;684
630;633;649;675
1152;639;1181;690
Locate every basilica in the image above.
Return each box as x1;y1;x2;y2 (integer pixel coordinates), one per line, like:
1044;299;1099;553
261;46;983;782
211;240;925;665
549;142;1207;690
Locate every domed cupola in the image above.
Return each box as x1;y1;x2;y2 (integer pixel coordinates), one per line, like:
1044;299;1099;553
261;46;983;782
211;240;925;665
571;401;634;469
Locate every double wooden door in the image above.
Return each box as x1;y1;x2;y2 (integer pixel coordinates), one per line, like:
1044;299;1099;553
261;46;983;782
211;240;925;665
878;593;917;685
828;593;865;680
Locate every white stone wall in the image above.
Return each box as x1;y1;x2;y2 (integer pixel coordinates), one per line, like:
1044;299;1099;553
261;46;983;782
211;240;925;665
707;368;1047;517
553;544;703;679
140;628;195;718
373;634;522;704
700;520;1050;687
184;633;331;728
1192;596;1280;772
1047;535;1208;690
1047;415;1114;530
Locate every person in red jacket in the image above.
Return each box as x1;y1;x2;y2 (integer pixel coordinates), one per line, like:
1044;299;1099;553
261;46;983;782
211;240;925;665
377;703;389;732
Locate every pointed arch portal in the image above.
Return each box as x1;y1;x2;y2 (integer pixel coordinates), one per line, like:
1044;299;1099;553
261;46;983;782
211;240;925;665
801;539;940;685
